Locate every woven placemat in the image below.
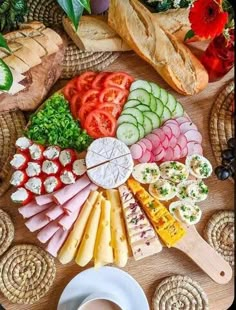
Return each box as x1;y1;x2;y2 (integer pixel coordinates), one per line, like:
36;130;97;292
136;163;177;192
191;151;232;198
0;110;26;197
204;210;234;266
25;0;120;79
0;244;56;304
0;209;14;256
209;80;234;168
152;275;209;310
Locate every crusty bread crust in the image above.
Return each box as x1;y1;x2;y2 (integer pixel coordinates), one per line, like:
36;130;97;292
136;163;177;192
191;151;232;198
108;0;208;95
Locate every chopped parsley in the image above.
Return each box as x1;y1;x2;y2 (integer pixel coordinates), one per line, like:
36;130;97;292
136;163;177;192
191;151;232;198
200;163;210;177
160;187;169;196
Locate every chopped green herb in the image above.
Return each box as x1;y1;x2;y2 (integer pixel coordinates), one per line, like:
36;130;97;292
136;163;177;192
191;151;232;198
160;187;169;196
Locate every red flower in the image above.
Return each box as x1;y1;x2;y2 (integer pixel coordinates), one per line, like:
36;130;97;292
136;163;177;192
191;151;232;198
189;0;228;39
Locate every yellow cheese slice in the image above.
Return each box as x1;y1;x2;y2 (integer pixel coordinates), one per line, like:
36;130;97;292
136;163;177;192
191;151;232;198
94;199;113;268
106;189;129;267
75;194;103;267
58;191;99;264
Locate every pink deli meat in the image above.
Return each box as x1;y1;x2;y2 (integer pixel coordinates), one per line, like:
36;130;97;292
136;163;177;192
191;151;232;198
18;201;53;218
35;193;54;206
46;228;69;257
46;204;64;220
37;219;62;243
25;211;50;232
58;209;80;230
63;183;98;214
53;174;91;205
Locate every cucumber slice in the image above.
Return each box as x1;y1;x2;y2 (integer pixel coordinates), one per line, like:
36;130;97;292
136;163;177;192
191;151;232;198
130;80;152;92
149;94;157;112
166;93;177;112
117;114;138;126
150;82;161;98
0;59;13;91
122;107;144;124
172;101;184;118
143;116;153;135
143;111;160;129
116;123;140;145
137;123;145;139
123;99;141;109
128;89;150;106
160;88;168;105
161;106;172;123
155;98;164;117
136;104;151;112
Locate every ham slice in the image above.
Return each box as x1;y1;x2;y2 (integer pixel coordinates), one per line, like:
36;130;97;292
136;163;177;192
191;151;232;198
46;205;64;220
35;193;54;206
58;209;81;231
18;201;53;218
46;228;69;257
37;219;61;243
53;174;91;205
63;183;98;214
25;211;50;232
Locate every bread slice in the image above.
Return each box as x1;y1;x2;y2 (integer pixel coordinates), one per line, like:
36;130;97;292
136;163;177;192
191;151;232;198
15;37;46;57
33;34;59;55
42;28;63;47
63;16;131;52
3;54;30;73
108;0;208;95
14;46;42;68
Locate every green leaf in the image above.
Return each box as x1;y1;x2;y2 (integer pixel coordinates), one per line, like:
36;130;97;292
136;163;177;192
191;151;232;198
0;33;11;52
184;29;195;41
0;59;13;91
57;0;84;30
77;0;91;13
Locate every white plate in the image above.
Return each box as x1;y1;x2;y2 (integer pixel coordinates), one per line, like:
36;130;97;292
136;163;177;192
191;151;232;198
57;266;149;310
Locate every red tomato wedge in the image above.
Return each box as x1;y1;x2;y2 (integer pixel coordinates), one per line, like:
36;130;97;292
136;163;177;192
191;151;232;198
81;89;100;106
99;86;128;106
76;71;97;92
99;103;122;119
63;78;78;100
92;72;110;90
70;94;82;118
79;102;97;124
84;110;116;138
104;72;134;90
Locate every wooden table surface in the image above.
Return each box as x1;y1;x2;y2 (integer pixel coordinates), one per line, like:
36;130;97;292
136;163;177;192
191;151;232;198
0;52;234;310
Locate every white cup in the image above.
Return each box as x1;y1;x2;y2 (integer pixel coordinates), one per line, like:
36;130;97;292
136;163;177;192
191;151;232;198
78;292;125;310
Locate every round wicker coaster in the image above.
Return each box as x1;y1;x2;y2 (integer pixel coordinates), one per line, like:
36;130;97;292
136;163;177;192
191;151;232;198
209;80;234;168
25;0;120;79
204;210;234;266
0;110;26;197
0;209;14;256
152;275;209;310
0;244;56;304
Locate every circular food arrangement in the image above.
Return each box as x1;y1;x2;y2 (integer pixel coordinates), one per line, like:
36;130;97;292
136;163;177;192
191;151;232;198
8;71;215;269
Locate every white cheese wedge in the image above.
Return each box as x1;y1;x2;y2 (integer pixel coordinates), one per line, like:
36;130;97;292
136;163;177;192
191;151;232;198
186;154;212;179
118;184;162;260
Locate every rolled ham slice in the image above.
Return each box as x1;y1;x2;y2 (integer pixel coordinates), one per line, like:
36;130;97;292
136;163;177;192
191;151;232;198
18;201;53;218
37;219;62;243
25;212;50;232
63;183;98;214
53;174;91;205
59;208;81;231
46;205;64;220
36;193;54;206
46;228;69;257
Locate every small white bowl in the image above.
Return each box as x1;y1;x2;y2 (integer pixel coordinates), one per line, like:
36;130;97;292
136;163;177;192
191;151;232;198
78;292;125;310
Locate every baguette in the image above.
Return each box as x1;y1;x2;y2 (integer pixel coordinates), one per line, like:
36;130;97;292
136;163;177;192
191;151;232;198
63;16;131;52
108;0;208;95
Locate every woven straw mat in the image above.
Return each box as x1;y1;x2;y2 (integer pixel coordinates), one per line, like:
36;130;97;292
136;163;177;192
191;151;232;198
0;110;26;197
209;80;234;168
152;275;209;310
25;0;120;79
204;210;234;266
0;209;14;256
0;244;56;304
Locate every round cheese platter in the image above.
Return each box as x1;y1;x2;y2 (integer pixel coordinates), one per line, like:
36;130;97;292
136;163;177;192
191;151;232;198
8;71;232;286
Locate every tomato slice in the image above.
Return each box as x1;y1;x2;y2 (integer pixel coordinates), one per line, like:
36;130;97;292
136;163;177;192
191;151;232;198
76;71;97;92
84;110;116;138
81;89;100;106
63;78;78;100
70;94;82;118
92;72;110;90
78;102;97;124
104;72;134;90
98;102;122;119
99;86;128;106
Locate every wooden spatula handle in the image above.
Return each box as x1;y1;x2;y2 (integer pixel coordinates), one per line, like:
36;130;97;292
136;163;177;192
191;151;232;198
174;226;232;284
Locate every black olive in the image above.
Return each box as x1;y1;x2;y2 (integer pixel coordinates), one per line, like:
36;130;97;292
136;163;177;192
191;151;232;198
227;137;236;149
222;158;234;166
222;149;235;161
215;166;231;180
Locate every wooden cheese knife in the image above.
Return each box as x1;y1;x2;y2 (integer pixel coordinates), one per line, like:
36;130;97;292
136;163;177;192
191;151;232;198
174;225;232;284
